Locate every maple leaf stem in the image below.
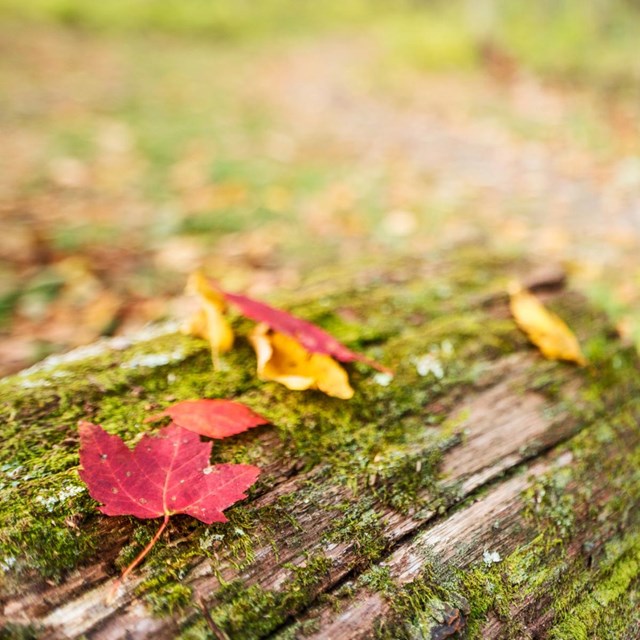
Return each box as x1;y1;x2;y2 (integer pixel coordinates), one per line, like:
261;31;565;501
115;514;170;589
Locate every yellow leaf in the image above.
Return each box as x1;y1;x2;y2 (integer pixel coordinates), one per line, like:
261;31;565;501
249;323;354;399
183;271;234;366
509;285;586;365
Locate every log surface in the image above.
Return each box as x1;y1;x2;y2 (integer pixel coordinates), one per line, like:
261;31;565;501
1;253;639;640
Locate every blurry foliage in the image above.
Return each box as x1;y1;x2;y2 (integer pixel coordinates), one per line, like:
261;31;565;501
495;0;640;89
1;0;640;90
0;0;381;38
1;0;639;373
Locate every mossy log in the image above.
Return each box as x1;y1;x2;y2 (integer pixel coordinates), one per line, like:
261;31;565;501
1;253;639;640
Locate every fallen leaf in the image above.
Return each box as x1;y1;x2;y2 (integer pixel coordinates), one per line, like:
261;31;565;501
78;421;259;582
509;285;586;365
79;421;259;522
146;399;268;439
184;271;234;367
249;323;354;399
213;280;391;374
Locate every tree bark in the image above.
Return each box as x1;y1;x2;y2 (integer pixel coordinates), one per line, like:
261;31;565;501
1;253;639;639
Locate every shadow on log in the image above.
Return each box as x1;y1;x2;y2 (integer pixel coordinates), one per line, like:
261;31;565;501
1;252;639;639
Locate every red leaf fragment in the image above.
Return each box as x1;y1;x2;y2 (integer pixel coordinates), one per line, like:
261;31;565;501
214;283;392;374
147;399;269;439
78;421;260;524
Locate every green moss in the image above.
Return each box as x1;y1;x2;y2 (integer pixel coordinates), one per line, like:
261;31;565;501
372;557;472;640
356;564;394;593
591;577;640;640
324;501;386;565
281;553;333;609
0;624;40;640
145;582;193;616
457;564;519;636
528;362;567;401
130;504;271;614
522;467;576;539
549;532;640;639
212;583;279;637
185;552;333;638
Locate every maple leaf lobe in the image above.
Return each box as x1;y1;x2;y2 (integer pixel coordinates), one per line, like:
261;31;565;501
78;421;259;524
151;399;268;439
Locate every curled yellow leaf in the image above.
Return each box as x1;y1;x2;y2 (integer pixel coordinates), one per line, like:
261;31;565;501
183;271;234;366
509;284;586;365
249;323;354;399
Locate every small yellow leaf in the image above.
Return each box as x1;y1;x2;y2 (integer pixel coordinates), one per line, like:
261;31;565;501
509;285;586;365
249;323;354;399
183;271;234;365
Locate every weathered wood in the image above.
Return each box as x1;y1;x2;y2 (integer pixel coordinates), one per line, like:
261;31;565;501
1;253;639;639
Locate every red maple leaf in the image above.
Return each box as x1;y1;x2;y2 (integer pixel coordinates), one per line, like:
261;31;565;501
78;421;259;583
146;399;268;439
214;283;392;374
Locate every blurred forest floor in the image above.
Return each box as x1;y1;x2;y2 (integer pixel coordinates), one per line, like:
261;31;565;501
1;0;640;375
